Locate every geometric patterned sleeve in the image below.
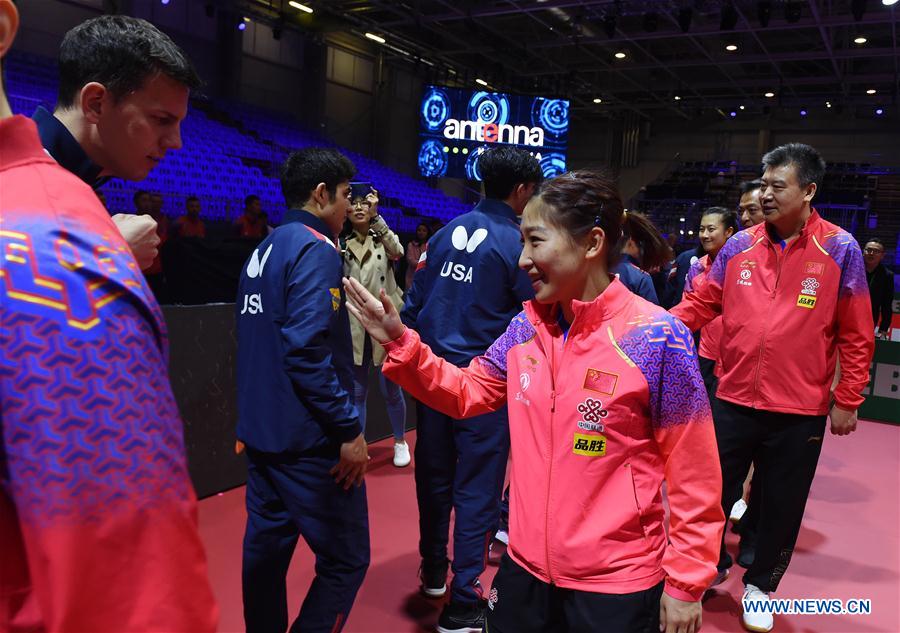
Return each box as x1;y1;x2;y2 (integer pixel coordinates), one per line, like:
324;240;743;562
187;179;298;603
616;312;723;602
823;230;875;409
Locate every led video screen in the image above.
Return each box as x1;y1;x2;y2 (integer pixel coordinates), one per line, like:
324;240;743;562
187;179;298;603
418;85;570;180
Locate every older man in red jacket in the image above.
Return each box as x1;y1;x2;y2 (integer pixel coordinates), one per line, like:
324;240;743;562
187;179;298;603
672;142;874;633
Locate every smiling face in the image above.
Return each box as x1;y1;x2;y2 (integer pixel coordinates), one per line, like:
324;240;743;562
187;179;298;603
518;197;598;306
92;73;189;181
759;163;816;229
698;212;733;256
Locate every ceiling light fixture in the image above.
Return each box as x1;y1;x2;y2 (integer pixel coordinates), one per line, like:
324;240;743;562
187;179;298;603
475;78;488;86
615;51;627;59
764;92;775;98
854;36;867;44
365;32;386;44
593;98;602;104
876;108;884;114
866;88;877;94
739;105;746;110
288;1;314;12
800;109;808;116
725;44;738;51
674;95;681;101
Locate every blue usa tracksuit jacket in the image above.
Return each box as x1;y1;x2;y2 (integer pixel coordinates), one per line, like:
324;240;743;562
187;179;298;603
402;197;532;604
236;209;368;633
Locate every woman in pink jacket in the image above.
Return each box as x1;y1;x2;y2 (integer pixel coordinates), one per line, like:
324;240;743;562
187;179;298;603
345;171;723;633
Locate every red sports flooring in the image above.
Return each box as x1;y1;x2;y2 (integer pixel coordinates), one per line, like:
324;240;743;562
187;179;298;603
199;420;900;633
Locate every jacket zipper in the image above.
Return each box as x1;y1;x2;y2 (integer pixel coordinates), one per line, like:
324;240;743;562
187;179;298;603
752;237;798;401
544;312;575;585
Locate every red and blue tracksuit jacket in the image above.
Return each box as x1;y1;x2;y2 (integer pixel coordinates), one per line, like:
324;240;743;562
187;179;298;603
683;254;723;365
671;211;874;414
382;278;724;601
0;116;217;631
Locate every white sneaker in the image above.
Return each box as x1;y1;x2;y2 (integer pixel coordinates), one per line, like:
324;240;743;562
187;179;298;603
742;584;774;632
393;441;411;467
730;498;748;524
494;529;509;545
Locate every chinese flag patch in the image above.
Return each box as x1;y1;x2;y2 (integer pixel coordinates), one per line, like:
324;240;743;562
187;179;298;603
583;368;618;396
805;262;825;276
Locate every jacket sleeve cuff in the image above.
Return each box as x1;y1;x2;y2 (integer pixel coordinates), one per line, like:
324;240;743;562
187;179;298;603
664;581;703;602
833;387;864;411
331;420;363;444
382;326;413;357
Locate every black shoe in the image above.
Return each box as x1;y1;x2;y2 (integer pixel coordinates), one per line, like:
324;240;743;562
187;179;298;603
436;600;486;633
420;559;449;598
737;545;756;568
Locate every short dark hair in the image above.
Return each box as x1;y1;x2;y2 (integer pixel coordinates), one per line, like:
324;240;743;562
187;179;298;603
739;179;762;195
865;238;884;248
133;189;149;204
245;194;260;206
761;143;826;188
186;195;199;205
480;147;544;200
280;148;356;209
57;16;200;109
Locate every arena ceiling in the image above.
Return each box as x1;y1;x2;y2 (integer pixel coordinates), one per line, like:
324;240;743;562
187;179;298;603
245;1;899;119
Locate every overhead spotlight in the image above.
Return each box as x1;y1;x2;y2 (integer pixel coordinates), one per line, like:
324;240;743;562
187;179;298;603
740;105;746;110
785;2;802;23
884;0;899;5
642;12;659;32
800;109;808;116
674;95;682;101
757;1;772;27
680;230;685;235
238;17;248;31
867;88;877;94
720;4;739;30
679;217;686;222
678;8;693;33
161;0;170;5
851;0;867;21
288;1;314;13
614;51;627;59
365;32;386;44
764;91;775;98
826;101;832;108
725;44;738;51
876;108;884;115
602;14;617;38
854;36;868;44
729;111;737;117
475;78;488;86
688;230;695;236
593;97;603;104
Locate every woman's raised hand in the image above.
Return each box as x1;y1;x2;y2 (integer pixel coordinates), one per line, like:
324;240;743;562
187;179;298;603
343;276;405;344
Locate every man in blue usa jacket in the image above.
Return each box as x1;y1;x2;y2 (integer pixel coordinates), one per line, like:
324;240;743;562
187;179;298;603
236;148;369;633
403;146;542;633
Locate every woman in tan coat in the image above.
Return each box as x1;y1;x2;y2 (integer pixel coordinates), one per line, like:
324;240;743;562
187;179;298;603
342;187;410;467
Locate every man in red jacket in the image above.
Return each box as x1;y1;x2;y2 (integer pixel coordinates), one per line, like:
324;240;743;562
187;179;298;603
671;143;873;633
0;2;217;629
